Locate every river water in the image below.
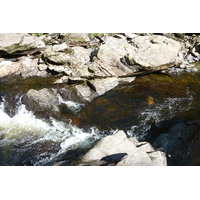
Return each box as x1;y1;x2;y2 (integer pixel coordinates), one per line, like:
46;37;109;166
0;72;200;166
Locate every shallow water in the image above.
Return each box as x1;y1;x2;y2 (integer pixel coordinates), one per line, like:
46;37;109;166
0;72;200;165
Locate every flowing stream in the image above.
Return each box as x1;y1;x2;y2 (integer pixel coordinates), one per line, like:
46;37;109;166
0;72;200;165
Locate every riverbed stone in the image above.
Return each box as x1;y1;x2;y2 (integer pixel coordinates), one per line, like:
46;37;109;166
88;77;119;96
23;88;59;113
0;33;45;56
81;130;167;166
75;83;98;102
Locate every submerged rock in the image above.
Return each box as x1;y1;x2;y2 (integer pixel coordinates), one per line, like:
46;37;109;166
0;33;45;56
80;130;167;166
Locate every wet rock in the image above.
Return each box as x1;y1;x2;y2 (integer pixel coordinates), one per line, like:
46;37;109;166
23;88;59;114
153;120;200;165
51;43;69;52
88;78;119;96
80;130;167;166
75;83;98;102
74;77;123;102
118;77;136;84
0;33;45;56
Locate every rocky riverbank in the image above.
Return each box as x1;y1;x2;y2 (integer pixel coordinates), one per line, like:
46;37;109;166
0;33;200;166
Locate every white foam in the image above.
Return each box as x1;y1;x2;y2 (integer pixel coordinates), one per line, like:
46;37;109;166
53;88;84;113
127;96;194;139
60;100;84;112
0;99;101;164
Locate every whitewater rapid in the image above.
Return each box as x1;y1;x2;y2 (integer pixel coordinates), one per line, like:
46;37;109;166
0;98;101;165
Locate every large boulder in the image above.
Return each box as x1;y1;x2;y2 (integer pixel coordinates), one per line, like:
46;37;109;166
75;83;98;102
97;35;183;72
80;130;167;166
129;35;183;68
23;88;59;114
0;33;45;56
88;77;119;96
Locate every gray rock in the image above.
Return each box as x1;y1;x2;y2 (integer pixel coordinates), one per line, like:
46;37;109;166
0;56;48;79
118;77;136;84
116;150;152;166
51;43;69;52
0;60;21;78
75;83;98;102
43;51;75;65
71;46;92;65
148;151;167;166
23;88;59;113
20;57;47;78
43;46;92;76
88;77;119;96
97;37;136;72
124;33;137;39
129;35;182;68
65;33;90;46
97;35;182;72
81;130;167;166
0;33;45;56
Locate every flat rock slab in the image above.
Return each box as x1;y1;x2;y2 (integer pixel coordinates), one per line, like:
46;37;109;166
97;35;182;71
130;35;182;68
0;33;45;56
88;77;119;96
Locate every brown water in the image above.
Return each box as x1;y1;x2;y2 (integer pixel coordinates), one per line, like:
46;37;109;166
0;72;200;165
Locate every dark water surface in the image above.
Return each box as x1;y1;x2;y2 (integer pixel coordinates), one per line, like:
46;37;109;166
0;72;200;165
